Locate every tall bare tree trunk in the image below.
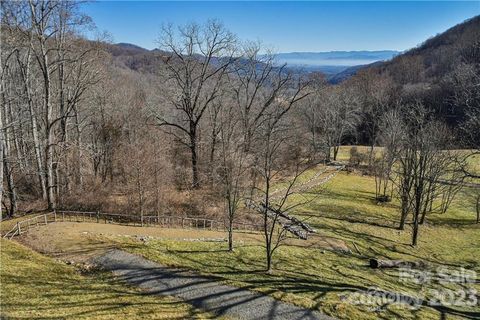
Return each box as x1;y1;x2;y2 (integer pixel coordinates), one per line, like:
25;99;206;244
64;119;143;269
412;210;420;246
0;136;3;222
3;151;17;217
74;108;83;188
333;145;339;161
399;197;409;230
476;193;480;224
18;49;47;199
30;101;46;199
0;100;4;221
0;68;16;218
6;101;25;171
44;63;56;210
190;126;199;188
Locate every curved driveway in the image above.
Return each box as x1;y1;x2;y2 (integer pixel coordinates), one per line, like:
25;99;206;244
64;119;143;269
94;249;335;320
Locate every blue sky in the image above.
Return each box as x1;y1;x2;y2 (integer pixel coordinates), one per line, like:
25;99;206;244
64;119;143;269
81;1;480;52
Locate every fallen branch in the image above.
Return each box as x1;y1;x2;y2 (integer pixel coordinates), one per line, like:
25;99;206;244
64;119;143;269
369;258;425;269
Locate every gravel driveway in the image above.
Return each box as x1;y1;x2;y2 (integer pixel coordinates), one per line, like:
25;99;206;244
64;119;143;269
94;249;335;320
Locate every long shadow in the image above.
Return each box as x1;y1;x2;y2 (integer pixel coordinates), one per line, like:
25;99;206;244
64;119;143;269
109;249;362;305
1;270;206;319
10;238;477;320
11;210;478;320
424;216;480;227
430;304;480;320
298;211;398;230
98;249;480;320
96;254;333;319
302;188;397;209
167;248;230;254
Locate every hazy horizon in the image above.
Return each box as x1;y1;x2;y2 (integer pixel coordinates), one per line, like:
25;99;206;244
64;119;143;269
83;1;479;52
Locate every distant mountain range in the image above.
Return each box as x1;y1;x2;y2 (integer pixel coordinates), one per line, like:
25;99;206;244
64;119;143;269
110;43;401;82
111;12;478;85
271;50;400;75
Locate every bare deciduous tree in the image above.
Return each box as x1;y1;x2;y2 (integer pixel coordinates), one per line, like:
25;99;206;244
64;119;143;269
394;103;455;245
154;20;237;188
374;109;403;202
216;94;249;251
247;74;310;272
315;85;360;162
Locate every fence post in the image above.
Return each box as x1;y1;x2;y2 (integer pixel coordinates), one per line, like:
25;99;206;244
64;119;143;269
62;212;65;222
54;210;57;222
96;211;99;223
44;214;48;225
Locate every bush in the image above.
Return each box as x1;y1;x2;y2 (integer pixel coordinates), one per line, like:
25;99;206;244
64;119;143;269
348;147;367;167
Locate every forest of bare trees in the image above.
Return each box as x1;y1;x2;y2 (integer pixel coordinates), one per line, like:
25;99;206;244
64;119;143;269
1;1;479;266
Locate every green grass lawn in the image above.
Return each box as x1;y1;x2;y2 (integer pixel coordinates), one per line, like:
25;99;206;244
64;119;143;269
107;169;479;320
331;145;387;162
0;239;215;319
2;147;478;320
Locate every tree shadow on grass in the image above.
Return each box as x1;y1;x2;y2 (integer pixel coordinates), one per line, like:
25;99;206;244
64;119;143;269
296;202;399;230
102;251;480;320
1;270;209;319
424;216;480;227
166;248;231;254
95;256;330;319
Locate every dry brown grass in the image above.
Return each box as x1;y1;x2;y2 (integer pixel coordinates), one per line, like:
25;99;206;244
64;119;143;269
0;239;217;319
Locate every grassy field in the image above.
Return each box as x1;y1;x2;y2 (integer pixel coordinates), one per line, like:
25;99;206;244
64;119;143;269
332;145;379;162
0;239;216;319
104;167;479;320
2;146;478;320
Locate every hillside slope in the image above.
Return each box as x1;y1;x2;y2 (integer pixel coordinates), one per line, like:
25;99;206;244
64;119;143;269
373;15;479;83
0;239;214;319
347;15;479;137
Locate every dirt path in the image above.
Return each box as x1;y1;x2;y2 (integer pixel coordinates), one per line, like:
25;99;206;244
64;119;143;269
269;163;345;201
17;222;262;263
94;249;335;320
18;222;350;263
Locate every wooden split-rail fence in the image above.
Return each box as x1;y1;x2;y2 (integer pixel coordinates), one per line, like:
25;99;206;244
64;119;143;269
2;210;264;240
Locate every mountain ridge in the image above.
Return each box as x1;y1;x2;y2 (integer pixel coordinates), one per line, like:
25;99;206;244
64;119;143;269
271;50;400;67
109;43;399;78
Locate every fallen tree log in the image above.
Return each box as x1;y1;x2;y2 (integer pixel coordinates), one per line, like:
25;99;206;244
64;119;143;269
369;259;425;269
244;200;316;239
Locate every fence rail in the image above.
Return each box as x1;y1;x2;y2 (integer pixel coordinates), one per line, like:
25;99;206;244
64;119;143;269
2;210;263;240
3;212;56;239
